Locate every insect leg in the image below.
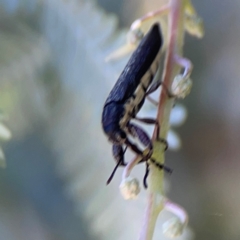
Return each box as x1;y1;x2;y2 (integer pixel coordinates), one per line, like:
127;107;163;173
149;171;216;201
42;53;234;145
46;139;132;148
134;117;157;125
145;81;174;104
131;119;168;151
127;122;169;158
146;96;158;106
132;118;166;148
146;80;162;95
125;138;150;164
131;118;168;150
143;159;172;189
128;123;153;151
143;162;150;188
150;158;173;174
153;123;168;151
125;138;143;156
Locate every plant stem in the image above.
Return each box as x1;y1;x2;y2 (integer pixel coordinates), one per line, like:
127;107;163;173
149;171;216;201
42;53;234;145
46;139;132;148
139;0;185;239
153;0;184;140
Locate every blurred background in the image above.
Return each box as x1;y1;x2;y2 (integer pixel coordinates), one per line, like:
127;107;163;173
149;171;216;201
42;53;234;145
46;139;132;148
0;0;240;239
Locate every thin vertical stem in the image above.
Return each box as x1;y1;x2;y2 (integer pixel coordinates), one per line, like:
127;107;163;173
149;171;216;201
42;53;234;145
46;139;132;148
139;0;185;239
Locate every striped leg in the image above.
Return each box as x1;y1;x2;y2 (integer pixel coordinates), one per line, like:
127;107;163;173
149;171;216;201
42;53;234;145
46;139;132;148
128;123;153;151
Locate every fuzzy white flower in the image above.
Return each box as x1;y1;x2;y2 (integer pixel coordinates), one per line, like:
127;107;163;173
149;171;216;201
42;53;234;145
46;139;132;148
162;217;185;238
0;122;12;141
162;199;189;238
172;75;192;99
119;176;140;200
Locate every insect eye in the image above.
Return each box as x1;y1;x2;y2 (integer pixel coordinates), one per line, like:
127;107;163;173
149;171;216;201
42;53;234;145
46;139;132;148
116;131;126;141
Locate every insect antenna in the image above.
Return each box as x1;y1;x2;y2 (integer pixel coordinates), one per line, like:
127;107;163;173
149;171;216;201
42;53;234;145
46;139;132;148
106;146;128;185
106;160;122;185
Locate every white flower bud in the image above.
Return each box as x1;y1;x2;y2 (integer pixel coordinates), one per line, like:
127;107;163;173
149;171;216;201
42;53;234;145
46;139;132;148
163;200;188;238
119;176;140;200
105;19;144;62
127;28;143;45
130;19;142;31
0;123;12;141
162;217;185;238
172;75;192;98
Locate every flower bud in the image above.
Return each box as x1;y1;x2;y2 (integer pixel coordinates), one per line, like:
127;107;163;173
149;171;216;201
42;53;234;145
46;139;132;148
119;176;140;200
162;217;185;238
185;15;204;38
172;75;192;98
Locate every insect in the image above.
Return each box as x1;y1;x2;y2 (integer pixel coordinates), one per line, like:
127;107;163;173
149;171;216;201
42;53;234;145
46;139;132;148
102;24;171;186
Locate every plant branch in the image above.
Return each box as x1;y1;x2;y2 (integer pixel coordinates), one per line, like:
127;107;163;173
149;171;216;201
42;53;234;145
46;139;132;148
117;0;203;239
139;0;187;239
